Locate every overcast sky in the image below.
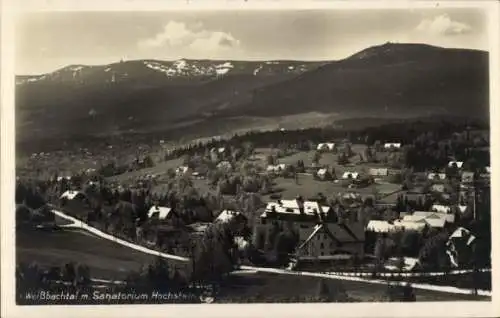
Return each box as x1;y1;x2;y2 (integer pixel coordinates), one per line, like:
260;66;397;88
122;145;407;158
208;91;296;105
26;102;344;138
16;8;488;75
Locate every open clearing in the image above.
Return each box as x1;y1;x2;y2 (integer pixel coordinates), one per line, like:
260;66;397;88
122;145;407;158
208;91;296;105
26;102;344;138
16;227;184;280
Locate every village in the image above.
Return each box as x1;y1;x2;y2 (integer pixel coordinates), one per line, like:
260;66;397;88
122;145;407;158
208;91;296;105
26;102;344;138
15;121;491;298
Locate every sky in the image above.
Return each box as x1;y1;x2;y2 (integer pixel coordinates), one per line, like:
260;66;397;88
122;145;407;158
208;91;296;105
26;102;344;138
15;8;488;75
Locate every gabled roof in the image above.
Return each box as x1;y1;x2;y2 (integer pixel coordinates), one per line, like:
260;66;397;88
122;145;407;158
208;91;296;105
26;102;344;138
413;211;455;223
317;143;336;150
424;217;446;228
148;206;172;219
60;190;85;200
317;168;328;176
263;200;330;217
384;143;402;148
341;171;359;179
449;227;475;243
217;160;232;169
175;166;189;174
431;204;451;213
402;215;427;223
428;173;447;180
366;220;396;233
448;161;464;168
266;164;287;172
215;210;245;223
393;220;427;232
297;222;364;252
369;168;388;176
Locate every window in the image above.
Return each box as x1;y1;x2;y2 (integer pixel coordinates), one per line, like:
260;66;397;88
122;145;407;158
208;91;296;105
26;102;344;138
261;218;267;225
300;224;309;229
320;243;324;249
321;252;324;256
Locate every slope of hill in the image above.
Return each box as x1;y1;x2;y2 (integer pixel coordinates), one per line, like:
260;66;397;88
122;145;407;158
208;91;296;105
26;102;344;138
225;43;489;119
16;60;324;142
15;43;489;145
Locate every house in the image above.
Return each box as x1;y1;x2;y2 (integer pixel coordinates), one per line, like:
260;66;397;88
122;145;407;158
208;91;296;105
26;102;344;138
211;147;227;154
430;183;446;193
340;191;362;202
261;198;365;259
392;220;427;232
217;160;233;171
295;222;365;260
215;210;246;223
60;190;86;201
148;206;172;220
366;220;397;233
413;211;455;225
446;227;476;267
262;199;331;218
316;143;336;152
461;171;474;183
428;173;446;181
341;171;359;180
266;164;287;173
215;210;247;233
369;168;388;177
384;143;402;150
448;161;464;169
431;204;451;214
175;166;190;176
316;168;332;180
458;205;469;215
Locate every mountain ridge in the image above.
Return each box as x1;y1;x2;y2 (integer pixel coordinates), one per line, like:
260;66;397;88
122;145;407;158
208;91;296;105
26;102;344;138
15;43;489;144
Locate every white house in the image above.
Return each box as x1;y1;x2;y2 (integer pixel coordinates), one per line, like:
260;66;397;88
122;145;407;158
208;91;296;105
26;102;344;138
175;166;190;176
60;190;86;201
262;199;330;217
392;219;427;232
215;210;244;223
211;147;227;154
341;171;359;180
266;164;287;173
413;211;455;225
428;173;446;180
148;206;172;220
369;168;388;177
317;143;336;152
384;143;402;149
365;220;397;233
431;204;452;214
448;161;464;169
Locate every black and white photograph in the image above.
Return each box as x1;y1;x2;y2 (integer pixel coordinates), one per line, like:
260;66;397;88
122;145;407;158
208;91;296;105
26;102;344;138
1;1;499;317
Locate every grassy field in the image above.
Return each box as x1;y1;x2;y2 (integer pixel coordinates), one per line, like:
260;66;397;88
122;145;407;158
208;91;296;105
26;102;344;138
217;272;489;303
16;227;186;280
